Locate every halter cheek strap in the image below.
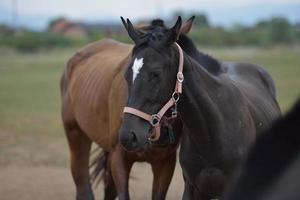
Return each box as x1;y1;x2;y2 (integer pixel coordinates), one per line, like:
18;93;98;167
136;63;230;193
123;43;184;141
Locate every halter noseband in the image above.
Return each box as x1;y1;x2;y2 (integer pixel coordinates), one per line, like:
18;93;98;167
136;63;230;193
123;43;184;142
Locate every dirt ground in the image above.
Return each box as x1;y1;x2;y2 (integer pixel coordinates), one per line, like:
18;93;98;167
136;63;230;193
0;164;184;200
0;131;184;200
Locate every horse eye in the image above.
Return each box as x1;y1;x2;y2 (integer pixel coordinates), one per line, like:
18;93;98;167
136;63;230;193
149;72;160;80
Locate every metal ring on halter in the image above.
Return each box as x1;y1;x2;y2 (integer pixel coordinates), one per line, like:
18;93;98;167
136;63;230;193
172;92;180;103
177;72;184;83
150;114;161;127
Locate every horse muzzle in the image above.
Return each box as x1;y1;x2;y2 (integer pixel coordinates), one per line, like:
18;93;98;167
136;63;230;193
119;128;151;152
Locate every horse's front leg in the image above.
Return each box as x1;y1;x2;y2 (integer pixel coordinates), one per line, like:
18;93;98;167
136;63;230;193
110;144;134;200
64;122;94;200
151;151;177;200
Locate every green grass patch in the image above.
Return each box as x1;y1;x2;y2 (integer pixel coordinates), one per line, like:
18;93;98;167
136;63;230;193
204;46;300;111
0;49;76;136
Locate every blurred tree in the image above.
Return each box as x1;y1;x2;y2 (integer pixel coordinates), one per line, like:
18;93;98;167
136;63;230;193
231;23;247;32
267;17;295;44
0;24;15;36
255;20;269;30
294;22;300;42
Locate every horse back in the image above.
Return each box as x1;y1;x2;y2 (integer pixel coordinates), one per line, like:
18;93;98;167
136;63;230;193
223;62;281;133
61;38;133;150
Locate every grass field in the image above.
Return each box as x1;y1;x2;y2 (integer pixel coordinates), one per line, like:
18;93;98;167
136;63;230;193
0;46;299;199
1;46;299;138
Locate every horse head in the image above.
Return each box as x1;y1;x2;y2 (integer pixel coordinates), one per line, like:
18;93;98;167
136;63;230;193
119;16;185;151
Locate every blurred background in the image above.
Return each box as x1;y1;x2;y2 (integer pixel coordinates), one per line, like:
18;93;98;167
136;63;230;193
0;0;299;199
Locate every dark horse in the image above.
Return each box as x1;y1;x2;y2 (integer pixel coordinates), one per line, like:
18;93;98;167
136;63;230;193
60;18;199;200
224;99;300;200
119;16;281;199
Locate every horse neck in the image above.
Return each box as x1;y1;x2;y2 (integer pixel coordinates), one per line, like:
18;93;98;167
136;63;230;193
177;35;200;61
177;35;221;75
178;54;223;149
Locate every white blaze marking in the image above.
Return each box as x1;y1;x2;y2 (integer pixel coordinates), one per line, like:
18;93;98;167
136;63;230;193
132;58;144;83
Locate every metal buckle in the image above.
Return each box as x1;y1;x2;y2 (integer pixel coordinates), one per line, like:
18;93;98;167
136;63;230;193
177;72;184;83
172;92;180;103
150;114;160;127
171;110;178;118
171;104;178;118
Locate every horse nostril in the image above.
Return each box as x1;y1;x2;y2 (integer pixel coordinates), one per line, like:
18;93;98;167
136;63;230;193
130;131;138;144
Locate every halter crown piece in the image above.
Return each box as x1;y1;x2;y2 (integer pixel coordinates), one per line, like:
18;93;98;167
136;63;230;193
123;43;184;141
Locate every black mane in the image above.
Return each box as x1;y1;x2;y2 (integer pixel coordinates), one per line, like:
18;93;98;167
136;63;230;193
177;34;222;75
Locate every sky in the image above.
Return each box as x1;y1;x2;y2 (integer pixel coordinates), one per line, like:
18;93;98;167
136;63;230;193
0;0;300;30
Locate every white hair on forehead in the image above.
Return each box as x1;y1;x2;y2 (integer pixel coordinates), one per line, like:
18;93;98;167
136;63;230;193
132;57;144;83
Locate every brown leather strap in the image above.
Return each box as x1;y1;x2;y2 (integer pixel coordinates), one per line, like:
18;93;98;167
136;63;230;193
123;43;184;141
174;43;184;94
123;107;152;122
157;98;175;118
124;106;162;141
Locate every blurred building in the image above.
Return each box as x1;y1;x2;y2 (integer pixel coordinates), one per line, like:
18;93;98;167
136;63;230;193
49;18;88;39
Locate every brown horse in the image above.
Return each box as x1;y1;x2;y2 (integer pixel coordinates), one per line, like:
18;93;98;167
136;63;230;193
60;19;195;200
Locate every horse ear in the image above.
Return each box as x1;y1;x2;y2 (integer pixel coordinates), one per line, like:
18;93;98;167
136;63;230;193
120;16;128;31
121;18;143;43
164;16;182;45
180;16;195;35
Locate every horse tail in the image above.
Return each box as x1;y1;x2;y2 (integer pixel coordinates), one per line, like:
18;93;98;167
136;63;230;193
90;148;109;187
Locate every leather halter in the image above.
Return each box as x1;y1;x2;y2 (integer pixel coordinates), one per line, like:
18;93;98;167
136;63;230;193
123;43;184;141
